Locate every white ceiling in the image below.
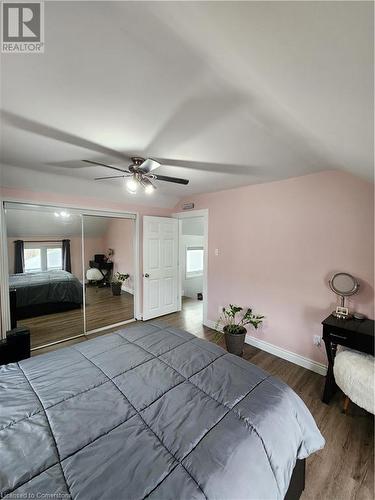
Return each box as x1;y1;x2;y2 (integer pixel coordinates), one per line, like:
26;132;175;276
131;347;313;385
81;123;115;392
0;1;373;208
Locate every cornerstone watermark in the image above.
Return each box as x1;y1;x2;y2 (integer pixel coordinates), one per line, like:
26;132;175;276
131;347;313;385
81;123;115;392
1;1;44;53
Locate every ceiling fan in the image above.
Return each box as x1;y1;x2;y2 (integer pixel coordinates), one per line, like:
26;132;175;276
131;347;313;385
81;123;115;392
82;157;189;194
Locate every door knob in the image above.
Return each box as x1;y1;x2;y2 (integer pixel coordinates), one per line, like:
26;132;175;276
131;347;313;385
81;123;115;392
144;273;149;278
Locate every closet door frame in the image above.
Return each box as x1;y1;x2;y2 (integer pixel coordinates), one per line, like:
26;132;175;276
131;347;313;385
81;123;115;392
0;201;140;343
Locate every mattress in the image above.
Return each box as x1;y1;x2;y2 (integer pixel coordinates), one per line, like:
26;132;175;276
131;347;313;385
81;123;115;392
8;270;83;308
0;322;324;499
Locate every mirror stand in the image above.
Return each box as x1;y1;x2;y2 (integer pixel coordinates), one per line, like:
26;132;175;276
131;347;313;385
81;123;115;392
329;272;359;320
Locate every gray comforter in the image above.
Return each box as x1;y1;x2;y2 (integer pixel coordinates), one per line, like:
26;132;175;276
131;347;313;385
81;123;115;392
0;322;324;499
9;270;83;308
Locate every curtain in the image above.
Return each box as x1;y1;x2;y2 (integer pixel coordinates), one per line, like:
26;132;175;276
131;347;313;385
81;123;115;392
14;240;25;274
62;239;72;273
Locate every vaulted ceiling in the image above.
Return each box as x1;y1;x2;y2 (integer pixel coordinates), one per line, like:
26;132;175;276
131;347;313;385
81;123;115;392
0;1;373;207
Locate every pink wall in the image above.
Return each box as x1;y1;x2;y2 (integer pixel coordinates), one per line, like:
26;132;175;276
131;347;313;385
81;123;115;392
175;171;374;364
103;218;134;291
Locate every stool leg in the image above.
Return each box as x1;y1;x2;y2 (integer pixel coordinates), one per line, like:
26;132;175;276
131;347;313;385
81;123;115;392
343;395;350;415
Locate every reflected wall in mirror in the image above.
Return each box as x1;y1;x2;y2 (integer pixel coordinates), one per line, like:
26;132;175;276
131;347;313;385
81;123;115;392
6;205;84;348
83;215;134;332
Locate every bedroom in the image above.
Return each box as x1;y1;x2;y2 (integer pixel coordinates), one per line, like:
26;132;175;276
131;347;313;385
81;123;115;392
0;1;373;500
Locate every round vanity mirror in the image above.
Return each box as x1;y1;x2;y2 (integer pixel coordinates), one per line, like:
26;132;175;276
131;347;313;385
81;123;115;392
329;272;359;297
329;272;359;319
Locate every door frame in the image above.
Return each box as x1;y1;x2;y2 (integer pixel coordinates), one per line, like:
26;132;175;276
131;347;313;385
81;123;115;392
0;200;141;342
172;209;208;326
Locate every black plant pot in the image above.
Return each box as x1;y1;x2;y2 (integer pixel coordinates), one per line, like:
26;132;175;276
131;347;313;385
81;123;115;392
111;282;122;296
223;326;247;357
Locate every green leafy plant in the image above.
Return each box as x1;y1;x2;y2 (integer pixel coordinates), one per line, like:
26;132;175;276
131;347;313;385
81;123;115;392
215;304;264;341
112;272;129;284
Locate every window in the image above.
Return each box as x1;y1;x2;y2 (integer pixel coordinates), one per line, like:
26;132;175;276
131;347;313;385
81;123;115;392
24;244;62;272
186;247;204;278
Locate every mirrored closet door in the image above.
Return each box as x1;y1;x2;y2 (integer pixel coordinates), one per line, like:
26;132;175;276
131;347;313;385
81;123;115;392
4;203;137;348
83;215;135;333
5;204;84;348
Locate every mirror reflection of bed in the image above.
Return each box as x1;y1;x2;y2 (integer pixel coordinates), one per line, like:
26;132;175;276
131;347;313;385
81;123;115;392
83;215;134;332
7;206;85;348
6;204;135;349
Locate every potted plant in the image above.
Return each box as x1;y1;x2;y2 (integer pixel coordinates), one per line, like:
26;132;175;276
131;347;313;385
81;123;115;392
111;272;129;296
215;304;264;357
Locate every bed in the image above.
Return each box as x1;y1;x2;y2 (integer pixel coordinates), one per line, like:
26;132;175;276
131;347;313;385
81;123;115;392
0;322;324;499
8;270;83;321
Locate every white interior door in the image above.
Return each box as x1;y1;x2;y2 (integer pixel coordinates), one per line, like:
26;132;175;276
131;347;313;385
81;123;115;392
143;216;179;320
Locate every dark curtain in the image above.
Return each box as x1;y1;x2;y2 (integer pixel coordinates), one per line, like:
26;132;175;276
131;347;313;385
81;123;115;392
62;239;72;273
14;240;25;274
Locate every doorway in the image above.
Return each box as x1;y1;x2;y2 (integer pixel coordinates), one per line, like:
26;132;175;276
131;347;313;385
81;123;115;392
141;210;208;326
173;209;208;327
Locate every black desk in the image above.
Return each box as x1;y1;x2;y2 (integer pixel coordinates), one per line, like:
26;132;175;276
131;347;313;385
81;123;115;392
322;314;374;404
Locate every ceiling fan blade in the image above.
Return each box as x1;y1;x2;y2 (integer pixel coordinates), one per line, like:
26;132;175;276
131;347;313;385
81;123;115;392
94;175;130;180
1;111;131;162
156;158;264;176
153;174;189;185
139;158;161;173
82;160;130;173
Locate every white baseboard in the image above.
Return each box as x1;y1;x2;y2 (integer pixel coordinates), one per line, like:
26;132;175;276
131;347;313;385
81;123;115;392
121;285;134;295
204;320;327;376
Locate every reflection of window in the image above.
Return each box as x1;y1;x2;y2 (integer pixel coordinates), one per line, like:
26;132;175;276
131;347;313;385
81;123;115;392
24;248;42;272
47;247;62;270
24;245;62;272
186;247;204;278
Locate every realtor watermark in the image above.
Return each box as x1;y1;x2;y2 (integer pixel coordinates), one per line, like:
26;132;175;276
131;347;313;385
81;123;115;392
1;1;44;53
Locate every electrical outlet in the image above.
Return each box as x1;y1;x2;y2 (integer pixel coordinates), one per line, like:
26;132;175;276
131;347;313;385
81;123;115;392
313;335;322;347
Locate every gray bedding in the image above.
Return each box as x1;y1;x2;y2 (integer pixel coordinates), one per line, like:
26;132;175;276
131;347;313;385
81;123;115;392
0;322;324;500
9;270;83;308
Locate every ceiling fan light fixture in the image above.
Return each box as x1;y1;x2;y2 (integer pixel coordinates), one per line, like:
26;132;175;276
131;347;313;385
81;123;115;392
144;184;155;194
54;211;70;219
88;156;190;191
126;177;138;193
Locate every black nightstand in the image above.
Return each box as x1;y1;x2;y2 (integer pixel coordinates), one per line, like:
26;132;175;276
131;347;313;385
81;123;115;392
321;314;374;404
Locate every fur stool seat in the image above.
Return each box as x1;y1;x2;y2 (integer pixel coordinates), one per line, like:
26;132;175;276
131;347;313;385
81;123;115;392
86;267;107;282
333;348;374;415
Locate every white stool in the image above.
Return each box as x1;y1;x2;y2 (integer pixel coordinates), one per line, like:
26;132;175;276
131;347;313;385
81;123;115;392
333;348;375;415
86;267;107;283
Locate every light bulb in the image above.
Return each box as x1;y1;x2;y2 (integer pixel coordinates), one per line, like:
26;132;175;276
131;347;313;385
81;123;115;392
126;177;138;193
145;184;155;194
54;212;60;218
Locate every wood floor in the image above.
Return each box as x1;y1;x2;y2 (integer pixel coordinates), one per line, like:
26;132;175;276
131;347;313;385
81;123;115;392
33;298;374;500
20;286;134;348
